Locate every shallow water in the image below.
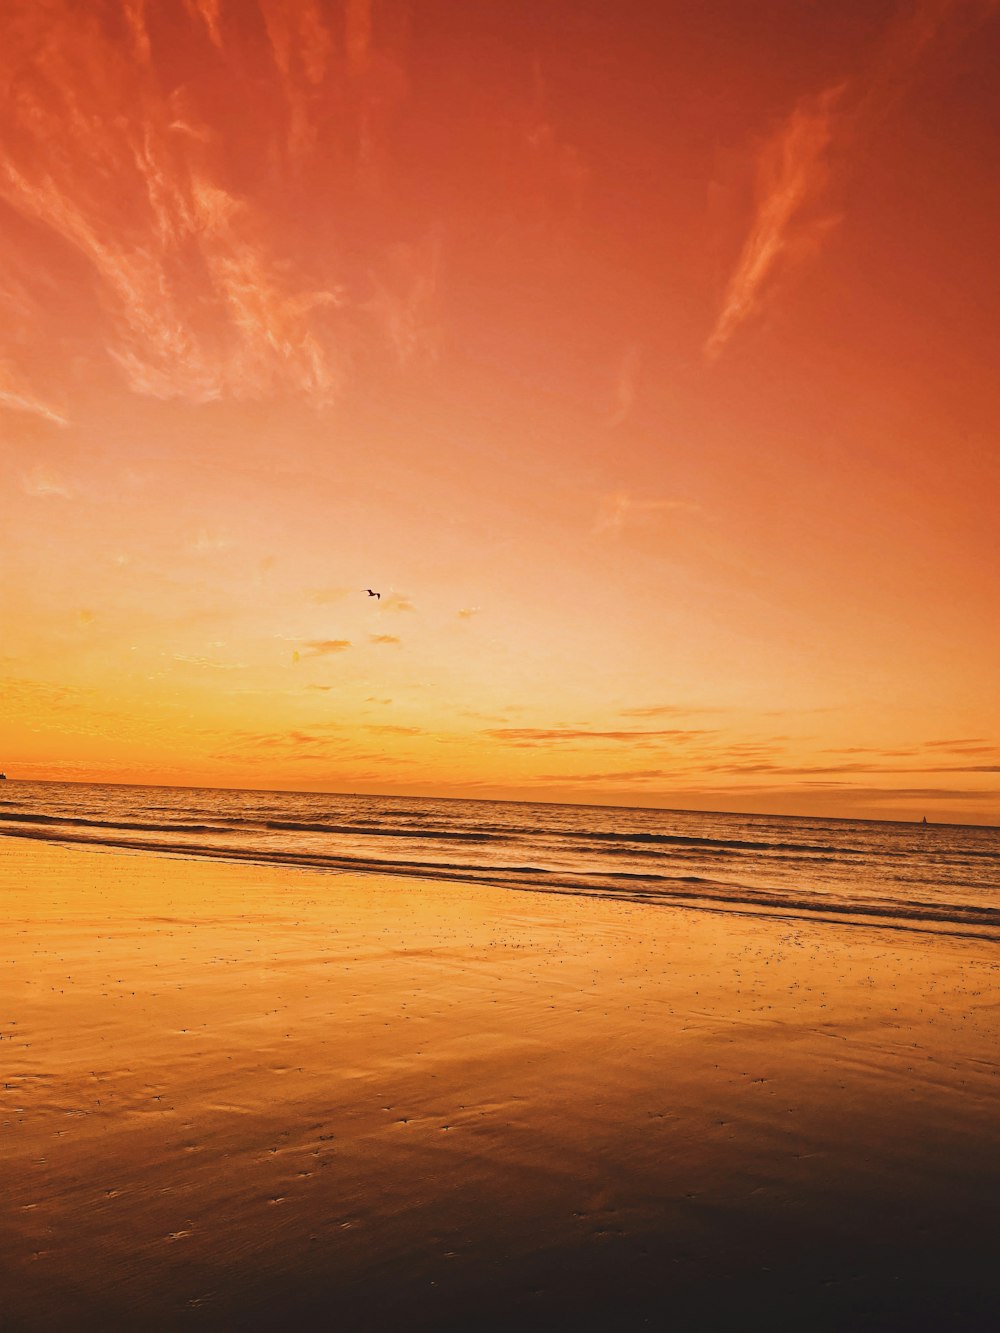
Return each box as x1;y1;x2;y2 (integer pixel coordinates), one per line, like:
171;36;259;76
2;781;998;936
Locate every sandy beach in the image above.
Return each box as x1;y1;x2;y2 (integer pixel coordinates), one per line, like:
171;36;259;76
2;835;998;1331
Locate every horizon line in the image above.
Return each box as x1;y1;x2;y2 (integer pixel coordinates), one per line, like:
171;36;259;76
3;775;997;831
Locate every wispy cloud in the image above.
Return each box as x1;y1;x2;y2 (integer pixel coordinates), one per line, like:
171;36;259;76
858;0;1000;123
22;467;72;498
593;491;700;536
456;607;481;620
172;654;246;670
295;639;352;659
619;704;726;718
607;341;642;427
367;234;443;370
0;677;114;731
215;726;342;756
370;633;401;645
1;153;344;409
514;57;590;234
191;530;236;554
184;0;224;49
485;727;715;747
705;85;843;361
258;0;336;161
0;2;357;408
705;0;1000;359
539;768;668;784
1;366;68;426
380;592;415;613
921;737;996;752
121;0;152;64
727;760;1000;776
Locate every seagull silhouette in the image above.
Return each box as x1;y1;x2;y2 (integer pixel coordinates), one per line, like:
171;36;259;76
365;589;381;599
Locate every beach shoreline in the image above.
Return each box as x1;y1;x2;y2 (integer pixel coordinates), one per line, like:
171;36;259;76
2;835;998;1330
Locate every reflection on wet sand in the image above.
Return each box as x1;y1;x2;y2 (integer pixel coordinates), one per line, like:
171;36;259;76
2;837;998;1330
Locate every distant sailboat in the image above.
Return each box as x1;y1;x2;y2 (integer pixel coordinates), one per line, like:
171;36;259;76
0;772;6;780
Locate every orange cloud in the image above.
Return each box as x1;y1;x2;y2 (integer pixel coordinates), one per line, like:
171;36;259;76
121;0;152;64
0;2;346;407
619;705;726;718
367;234;443;370
705;85;842;361
859;0;1000;124
297;639;352;657
370;634;400;645
259;0;334;88
593;491;700;535
607;341;642;427
706;0;1000;359
22;468;72;498
192;530;236;555
172;654;246;671
485;727;715;747
539;768;669;784
345;0;373;71
183;0;223;49
1;365;68;426
216;727;338;754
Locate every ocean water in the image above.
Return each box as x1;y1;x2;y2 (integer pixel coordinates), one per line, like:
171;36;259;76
1;780;997;938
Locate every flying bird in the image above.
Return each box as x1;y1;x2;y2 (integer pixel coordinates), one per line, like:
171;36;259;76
365;589;381;599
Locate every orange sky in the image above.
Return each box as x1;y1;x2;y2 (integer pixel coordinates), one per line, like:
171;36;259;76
2;0;999;823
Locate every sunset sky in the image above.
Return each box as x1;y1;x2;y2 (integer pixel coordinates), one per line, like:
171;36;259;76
2;0;999;822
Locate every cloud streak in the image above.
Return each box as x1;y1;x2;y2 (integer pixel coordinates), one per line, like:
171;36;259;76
593;491;700;536
0;1;378;408
295;639;352;658
1;365;68;426
540;768;669;784
22;468;72;498
619;704;726;718
485;727;715;747
606;341;642;427
705;85;842;361
706;0;1000;359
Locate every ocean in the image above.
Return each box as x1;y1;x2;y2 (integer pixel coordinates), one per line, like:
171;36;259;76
2;781;997;938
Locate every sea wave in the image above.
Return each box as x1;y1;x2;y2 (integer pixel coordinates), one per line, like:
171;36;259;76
0;808;917;860
3;823;997;940
0;810;237;836
0;809;509;843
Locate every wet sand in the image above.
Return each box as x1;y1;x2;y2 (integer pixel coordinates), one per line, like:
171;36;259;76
2;836;998;1331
